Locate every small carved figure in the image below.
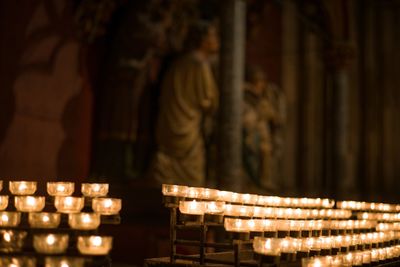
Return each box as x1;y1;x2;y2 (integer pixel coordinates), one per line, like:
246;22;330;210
242;66;285;190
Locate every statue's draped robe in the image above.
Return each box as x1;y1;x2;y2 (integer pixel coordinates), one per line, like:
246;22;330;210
152;53;218;186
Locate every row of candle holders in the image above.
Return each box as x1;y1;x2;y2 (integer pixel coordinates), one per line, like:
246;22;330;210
163;184;335;208
162;184;400;267
0;256;87;267
253;231;399;257
1;181;109;197
223;218;377;234
178;199;352;219
0;230;111;255
0;180;122;267
301;245;400;266
0;196;121;215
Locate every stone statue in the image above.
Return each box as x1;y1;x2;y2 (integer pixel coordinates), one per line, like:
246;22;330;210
150;21;219;186
242;66;285;191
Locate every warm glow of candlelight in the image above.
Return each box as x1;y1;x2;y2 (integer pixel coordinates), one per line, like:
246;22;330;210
9;181;37;195
33;234;69;254
46;235;55;245
68;213;100;230
29;212;60;228
77;236;113;255
55;196;84;213
82;183;109;197
179;200;205;215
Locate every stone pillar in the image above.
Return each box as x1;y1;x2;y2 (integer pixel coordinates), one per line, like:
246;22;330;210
281;0;299;194
329;43;355;197
217;0;246;191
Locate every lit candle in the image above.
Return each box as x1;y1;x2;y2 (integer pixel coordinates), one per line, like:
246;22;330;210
238;193;258;205
253;237;281;256
77;236;113;255
33;234;69;254
68;213;100;230
214;190;230;202
47;182;74;197
54;196;84;213
0;212;21;227
0;195;8;211
92;198;121;215
201;188;219;200
44;257;85;267
205;201;225;215
224;204;253;217
186;187;204;199
0;230;27;252
9;181;37;195
162;184;183;197
82;183;109;198
224;218;249;232
178;200;205;215
28;212;60;228
14;196;45;212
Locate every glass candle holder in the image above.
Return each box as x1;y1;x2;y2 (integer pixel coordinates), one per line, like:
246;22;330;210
216;190;233;202
81;183;109;198
186;187;204;199
47;182;74;197
0;212;21;227
45;257;85;267
77;236;112;255
9;181;37;195
0;256;36;267
33;234;69;254
14;196;45;212
0;195;8;210
178;200;205;215
162;184;188;197
302;257;332;267
92;198;121;215
224;218;250;232
224;204;254;217
253;237;281;256
54;196;84;213
29;212;61;228
68;213;101;230
200;188;219;200
0;230;27;252
0;180;2;192
205;201;225;215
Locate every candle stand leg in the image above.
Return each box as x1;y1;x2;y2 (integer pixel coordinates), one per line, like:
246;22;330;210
169;208;177;263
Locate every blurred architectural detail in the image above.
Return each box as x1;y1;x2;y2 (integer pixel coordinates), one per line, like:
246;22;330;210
243;66;285;192
217;0;246;192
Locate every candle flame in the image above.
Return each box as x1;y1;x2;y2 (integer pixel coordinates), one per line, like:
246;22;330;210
27;196;35;206
1;214;8;222
83;214;91;223
93;184;101;192
19;183;27;191
104;199;113;208
46;234;55;245
4;232;11;242
92;236;102;246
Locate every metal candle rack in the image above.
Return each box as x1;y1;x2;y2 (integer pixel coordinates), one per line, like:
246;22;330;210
0;181;121;267
161;186;400;267
164;196;255;267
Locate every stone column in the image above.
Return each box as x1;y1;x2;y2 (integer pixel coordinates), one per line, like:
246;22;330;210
217;0;246;191
328;43;355;197
281;0;299;194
